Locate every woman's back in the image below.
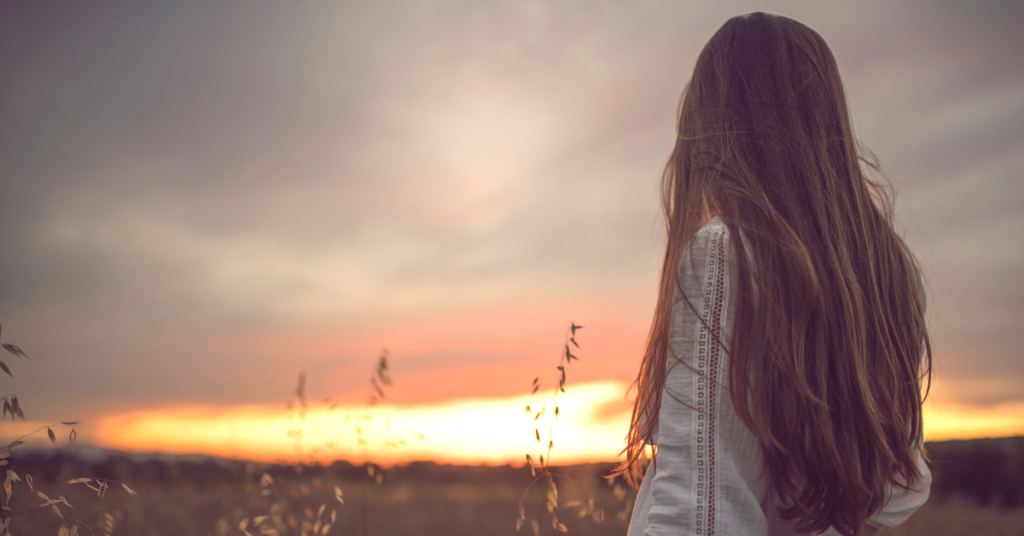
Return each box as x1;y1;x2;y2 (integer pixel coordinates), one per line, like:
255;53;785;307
626;217;931;536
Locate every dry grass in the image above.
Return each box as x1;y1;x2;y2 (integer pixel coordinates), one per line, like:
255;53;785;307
7;455;638;536
515;323;641;535
1;323;127;536
8;454;1024;536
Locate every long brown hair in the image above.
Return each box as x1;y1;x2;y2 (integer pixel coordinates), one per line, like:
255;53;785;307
617;13;931;536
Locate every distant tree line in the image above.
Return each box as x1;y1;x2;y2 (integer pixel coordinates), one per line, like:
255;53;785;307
926;436;1024;508
3;435;1021;534
12;436;1024;509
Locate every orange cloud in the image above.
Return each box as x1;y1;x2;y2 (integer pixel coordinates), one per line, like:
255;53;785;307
206;301;650;406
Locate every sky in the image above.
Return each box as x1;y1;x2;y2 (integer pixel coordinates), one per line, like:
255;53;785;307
1;0;1022;465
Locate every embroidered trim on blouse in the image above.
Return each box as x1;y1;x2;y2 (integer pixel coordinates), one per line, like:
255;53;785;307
694;226;727;536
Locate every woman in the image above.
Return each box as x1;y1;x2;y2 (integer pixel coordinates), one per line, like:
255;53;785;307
618;13;932;536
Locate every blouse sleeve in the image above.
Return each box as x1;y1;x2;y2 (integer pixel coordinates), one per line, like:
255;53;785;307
864;445;932;529
643;223;770;536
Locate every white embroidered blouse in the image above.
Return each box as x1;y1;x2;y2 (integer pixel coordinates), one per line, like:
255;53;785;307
628;216;931;536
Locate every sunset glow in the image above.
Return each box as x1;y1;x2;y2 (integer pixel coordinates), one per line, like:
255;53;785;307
94;381;633;466
84;380;1024;465
921;398;1024;442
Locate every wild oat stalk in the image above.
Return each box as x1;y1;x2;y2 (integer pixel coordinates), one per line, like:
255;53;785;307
342;350;422;536
261;349;420;536
516;322;605;536
0;323;137;536
351;350;394;536
232;466;339;536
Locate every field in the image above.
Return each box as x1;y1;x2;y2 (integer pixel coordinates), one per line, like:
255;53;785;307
7;455;637;536
880;499;1024;536
6;437;1024;536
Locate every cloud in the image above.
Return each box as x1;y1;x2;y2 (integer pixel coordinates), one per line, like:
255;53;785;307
0;0;1021;433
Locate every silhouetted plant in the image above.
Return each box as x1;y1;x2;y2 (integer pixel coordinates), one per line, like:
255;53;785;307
0;323;136;536
339;350;423;535
352;351;391;536
234;348;422;536
285;373;310;461
517;323;606;535
231;465;340;536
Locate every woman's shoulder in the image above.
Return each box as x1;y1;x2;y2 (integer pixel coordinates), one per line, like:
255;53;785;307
686;215;731;257
682;215;753;279
677;216;732;283
702;214;727;230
